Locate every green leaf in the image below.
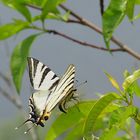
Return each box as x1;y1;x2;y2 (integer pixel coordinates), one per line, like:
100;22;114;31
135;0;140;4
46;12;70;21
109;106;136;128
102;0;128;49
10;34;38;93
25;0;43;6
126;0;135;21
41;0;65;21
123;70;130;79
45;100;96;140
100;126;118;140
133;81;140;97
0;21;28;40
122;69;140;92
132;13;140;21
83;92;120;140
101;103;120;117
1;0;32;22
105;72;121;92
64;121;84;140
32;11;70;22
12;3;32;22
100;106;136;140
135;122;140;139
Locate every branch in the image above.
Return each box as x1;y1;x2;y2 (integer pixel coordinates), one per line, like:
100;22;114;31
47;30;124;52
59;4;140;60
26;3;140;59
0;72;11;87
32;26;124;52
0;86;22;109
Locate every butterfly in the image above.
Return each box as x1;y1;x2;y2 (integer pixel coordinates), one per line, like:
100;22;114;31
23;57;77;128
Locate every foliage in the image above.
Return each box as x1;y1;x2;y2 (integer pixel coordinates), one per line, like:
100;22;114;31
0;0;139;92
0;0;140;140
44;69;140;140
102;0;139;48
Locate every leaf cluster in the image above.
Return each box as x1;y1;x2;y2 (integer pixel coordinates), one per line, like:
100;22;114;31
45;69;140;140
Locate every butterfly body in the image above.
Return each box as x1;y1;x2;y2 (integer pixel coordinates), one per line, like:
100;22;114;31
26;57;76;127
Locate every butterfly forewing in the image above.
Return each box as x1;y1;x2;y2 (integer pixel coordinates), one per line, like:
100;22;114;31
46;64;76;112
27;57;59;90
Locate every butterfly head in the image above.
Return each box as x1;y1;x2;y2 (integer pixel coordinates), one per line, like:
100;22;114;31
15;108;51;134
35;111;51;127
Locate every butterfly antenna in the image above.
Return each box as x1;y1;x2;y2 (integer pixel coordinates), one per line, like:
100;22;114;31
76;79;79;83
24;123;36;134
15;119;31;130
75;80;87;88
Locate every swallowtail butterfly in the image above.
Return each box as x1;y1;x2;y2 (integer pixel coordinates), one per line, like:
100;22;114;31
22;57;76;128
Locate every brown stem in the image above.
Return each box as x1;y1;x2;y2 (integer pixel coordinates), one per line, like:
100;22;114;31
111;37;140;60
32;26;124;52
47;30;124;52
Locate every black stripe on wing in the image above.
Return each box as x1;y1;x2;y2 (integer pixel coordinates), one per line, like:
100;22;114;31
27;57;35;87
33;59;39;77
46;64;76;112
56;65;75;93
27;57;59;90
38;67;50;88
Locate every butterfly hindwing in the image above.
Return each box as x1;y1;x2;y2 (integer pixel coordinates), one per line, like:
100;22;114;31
46;64;76;112
27;57;59;90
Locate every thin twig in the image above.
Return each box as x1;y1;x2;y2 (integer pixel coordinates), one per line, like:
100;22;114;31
31;26;124;52
0;72;11;87
111;37;140;60
0;86;22;109
67;19;82;24
46;30;124;52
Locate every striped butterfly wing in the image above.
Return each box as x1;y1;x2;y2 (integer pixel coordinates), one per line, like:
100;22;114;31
27;57;59;90
25;58;76;127
27;57;60;127
46;64;76;112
